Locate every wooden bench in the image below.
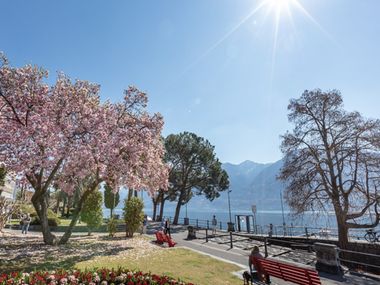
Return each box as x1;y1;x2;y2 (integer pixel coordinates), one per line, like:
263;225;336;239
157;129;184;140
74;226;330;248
254;258;321;285
155;231;176;247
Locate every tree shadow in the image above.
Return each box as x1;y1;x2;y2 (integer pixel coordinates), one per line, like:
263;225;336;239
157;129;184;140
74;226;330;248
0;234;133;273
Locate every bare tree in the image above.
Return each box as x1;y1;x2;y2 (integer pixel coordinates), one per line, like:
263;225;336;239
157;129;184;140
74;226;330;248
279;89;380;248
0;197;19;232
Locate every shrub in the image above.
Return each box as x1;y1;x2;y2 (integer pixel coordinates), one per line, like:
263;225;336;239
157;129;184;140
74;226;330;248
107;217;117;237
28;207;61;227
0;268;195;285
80;189;103;235
123;197;144;237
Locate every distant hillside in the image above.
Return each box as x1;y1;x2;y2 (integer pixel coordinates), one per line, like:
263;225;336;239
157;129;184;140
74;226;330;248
110;159;288;215
209;159;286;211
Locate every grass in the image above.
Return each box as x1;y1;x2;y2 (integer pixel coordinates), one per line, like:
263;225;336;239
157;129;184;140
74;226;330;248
1;231;242;285
76;247;242;285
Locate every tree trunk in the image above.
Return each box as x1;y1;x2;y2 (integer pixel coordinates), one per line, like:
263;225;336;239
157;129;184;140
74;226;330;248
110;207;113;219
158;197;165;222
66;196;72;217
59;185;96;245
173;192;184;225
55;195;60;215
61;197;66;217
31;190;57;245
128;189;133;200
152;198;157;221
337;216;349;249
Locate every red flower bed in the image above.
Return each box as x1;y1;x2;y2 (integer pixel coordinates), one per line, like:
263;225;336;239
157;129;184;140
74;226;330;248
0;269;194;285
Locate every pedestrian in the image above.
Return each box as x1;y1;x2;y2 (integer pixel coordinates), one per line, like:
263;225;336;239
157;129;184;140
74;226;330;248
268;223;273;238
142;215;148;234
21;213;31;234
211;215;217;235
164;218;171;237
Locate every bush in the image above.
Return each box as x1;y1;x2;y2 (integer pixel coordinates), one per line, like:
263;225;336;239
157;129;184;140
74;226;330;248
0;268;194;285
80;189;103;235
123;197;144;237
107;217;117;237
22;205;61;227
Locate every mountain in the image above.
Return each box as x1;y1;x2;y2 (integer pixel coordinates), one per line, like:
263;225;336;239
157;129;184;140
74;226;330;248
164;159;287;212
110;159;287;215
211;159;286;211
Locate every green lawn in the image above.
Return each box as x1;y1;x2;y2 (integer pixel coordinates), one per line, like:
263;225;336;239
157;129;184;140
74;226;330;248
76;247;242;285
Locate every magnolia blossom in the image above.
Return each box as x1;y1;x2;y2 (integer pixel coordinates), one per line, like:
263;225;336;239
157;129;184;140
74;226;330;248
0;55;168;198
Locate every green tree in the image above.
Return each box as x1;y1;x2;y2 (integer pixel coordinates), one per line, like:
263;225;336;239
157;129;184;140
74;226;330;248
279;89;380;249
80;188;103;235
104;183;120;218
123;197;144;237
0;166;7;196
165;132;230;224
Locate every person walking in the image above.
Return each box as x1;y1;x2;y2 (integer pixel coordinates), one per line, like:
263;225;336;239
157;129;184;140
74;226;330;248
211;215;217;235
142;215;148;234
164;218;171;237
268;223;273;238
21;213;31;234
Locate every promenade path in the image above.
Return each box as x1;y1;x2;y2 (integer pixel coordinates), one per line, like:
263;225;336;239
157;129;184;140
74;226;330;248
158;223;380;285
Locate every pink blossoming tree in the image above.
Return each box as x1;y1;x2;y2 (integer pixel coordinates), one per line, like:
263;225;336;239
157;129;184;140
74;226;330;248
0;54;168;245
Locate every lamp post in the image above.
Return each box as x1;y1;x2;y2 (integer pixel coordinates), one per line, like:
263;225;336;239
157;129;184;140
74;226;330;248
251;204;257;234
227;189;234;231
280;190;286;236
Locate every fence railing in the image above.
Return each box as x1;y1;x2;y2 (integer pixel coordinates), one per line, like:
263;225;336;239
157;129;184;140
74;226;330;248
198;227;380;275
170;216;380;242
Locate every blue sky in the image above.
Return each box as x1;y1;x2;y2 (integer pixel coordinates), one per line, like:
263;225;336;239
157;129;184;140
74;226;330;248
2;0;380;164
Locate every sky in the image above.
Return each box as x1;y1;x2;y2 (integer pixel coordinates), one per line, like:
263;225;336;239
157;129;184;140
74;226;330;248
1;0;380;164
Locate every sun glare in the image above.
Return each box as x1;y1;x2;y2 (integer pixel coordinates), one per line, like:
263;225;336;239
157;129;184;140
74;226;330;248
179;0;333;83
267;0;292;12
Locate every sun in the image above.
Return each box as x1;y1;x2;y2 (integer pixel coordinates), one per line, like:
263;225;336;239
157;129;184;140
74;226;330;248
267;0;293;12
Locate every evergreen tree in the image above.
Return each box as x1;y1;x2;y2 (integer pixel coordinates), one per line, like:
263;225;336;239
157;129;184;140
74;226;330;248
164;132;229;224
123;197;144;237
80;188;103;235
104;183;120;218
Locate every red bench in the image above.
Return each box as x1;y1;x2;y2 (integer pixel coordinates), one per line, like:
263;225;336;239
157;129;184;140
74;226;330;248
254;258;321;285
155;231;176;247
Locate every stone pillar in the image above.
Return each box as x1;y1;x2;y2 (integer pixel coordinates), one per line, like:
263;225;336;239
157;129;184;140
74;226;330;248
314;243;342;275
227;222;235;232
187;226;196;239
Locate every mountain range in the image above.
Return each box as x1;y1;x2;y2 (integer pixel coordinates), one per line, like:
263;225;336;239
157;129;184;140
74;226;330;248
147;159;286;213
109;159;287;215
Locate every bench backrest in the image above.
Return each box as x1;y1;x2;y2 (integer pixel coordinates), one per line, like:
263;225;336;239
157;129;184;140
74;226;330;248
256;258;321;285
156;231;166;242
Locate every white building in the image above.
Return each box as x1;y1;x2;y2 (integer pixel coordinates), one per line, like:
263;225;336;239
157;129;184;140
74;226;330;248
0;175;17;200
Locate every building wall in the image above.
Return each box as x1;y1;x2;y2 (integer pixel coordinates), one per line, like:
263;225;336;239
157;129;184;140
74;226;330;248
0;175;16;200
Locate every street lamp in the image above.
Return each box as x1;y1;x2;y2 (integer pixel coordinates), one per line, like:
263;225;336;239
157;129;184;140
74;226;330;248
251;204;257;234
227;189;234;231
280;190;286;236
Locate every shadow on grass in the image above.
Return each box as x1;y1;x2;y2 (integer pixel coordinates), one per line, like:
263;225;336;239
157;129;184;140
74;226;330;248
0;235;132;273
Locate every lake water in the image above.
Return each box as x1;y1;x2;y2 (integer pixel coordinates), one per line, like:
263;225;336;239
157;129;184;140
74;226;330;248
105;206;379;238
107;207;338;229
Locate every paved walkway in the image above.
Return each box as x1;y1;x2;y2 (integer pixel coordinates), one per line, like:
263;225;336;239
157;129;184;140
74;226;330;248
161;225;380;285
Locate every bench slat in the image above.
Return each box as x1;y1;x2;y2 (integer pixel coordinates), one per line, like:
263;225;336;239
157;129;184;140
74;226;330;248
256;258;321;285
